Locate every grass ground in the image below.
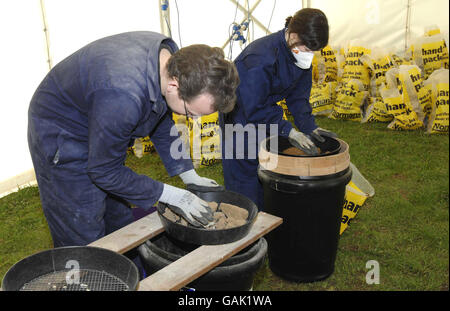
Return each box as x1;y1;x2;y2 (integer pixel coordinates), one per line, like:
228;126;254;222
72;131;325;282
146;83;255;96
0;116;448;290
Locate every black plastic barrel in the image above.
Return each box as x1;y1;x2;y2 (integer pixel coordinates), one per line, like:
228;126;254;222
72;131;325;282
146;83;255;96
137;233;267;291
258;162;352;283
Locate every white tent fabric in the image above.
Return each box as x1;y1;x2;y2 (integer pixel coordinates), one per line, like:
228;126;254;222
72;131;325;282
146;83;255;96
0;0;448;197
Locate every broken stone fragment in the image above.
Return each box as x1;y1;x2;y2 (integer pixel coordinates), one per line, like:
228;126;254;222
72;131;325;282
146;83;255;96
220;203;249;220
208;201;219;212
163;208;180;223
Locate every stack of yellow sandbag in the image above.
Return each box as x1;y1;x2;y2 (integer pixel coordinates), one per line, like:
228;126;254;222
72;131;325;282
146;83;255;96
310;45;341;116
307;26;448;134
329;40;372;121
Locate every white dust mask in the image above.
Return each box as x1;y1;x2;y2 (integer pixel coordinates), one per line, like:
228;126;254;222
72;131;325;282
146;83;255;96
291;48;314;69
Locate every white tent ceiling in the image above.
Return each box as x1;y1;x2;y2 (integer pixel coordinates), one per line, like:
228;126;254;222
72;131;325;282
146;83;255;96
0;0;448;197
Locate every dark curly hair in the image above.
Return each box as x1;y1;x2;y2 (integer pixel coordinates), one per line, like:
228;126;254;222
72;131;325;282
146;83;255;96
285;8;329;51
166;44;240;113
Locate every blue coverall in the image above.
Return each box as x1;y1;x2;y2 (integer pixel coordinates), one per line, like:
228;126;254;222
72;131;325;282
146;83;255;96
28;32;193;248
221;29;318;211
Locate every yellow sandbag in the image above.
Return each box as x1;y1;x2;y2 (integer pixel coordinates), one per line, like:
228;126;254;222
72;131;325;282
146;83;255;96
172;112;222;168
426;69;449;134
172;112;190;147
410;33;449;79
188;112;222;168
397;65;428;122
341;184;367;235
131;136;155;158
381;86;424;130
341;40;371;90
329;79;368;121
361;96;393;123
340;163;375;235
385;67;404;97
360;48;395;97
421;80;434;121
315;45;339;83
310;81;337;116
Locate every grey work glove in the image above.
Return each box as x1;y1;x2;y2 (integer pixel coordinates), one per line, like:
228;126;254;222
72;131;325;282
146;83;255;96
309;127;338;143
159;184;214;227
179;169;224;192
288;128;319;156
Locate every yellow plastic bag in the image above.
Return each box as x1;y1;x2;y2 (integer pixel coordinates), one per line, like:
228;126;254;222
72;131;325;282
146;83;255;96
426;69;449;134
340;163;375;235
361;96;393;123
421;79;434;122
310;81;337;116
397;65;428;122
172;112;222;168
188;112;222;168
131;136;155;158
315;45;339;83
360;48;395;97
381;86;424;130
329;79;368;121
341;40;371;90
410;33;449;79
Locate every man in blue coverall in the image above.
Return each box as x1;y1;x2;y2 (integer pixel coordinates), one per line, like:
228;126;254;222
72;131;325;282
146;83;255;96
28;31;239;250
221;8;337;210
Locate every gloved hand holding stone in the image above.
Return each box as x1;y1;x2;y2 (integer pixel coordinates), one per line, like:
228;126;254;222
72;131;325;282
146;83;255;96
159;184;214;227
309;127;338;143
288;128;319;156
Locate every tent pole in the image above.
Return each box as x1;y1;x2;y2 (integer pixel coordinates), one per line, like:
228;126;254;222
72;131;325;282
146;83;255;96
405;0;411;53
39;0;52;70
159;0;171;37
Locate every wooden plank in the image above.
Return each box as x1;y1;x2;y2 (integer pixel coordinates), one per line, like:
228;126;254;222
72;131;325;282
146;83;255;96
88;211;164;254
138;212;283;291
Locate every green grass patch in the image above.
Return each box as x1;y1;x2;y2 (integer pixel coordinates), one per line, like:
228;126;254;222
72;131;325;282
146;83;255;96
0;117;448;290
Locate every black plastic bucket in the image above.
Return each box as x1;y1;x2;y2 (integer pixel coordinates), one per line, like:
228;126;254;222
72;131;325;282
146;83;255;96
258;165;352;283
137;233;267;291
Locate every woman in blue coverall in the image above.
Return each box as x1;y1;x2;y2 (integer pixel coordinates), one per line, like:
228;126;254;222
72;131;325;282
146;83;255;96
221;8;337;211
28;31;239;250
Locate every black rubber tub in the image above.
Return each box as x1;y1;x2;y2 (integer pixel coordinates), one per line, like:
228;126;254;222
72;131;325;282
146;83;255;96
2;246;139;291
157;190;258;245
137;233;267;291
